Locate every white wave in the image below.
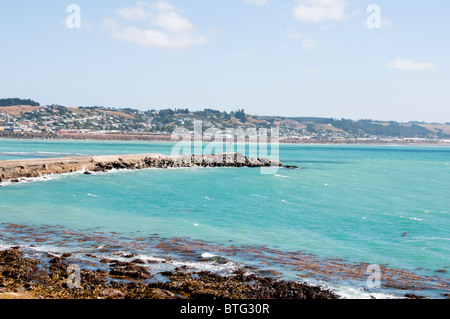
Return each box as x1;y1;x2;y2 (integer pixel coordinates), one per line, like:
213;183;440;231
0;164;228;187
0;151;85;157
0;167;92;187
135;254;166;263
274;174;288;178
166;259;239;274
251;194;268;198
0;242;13;251
331;285;401;300
105;252;166;264
0;152;36;156
298;277;402;299
97;249;236;273
408;236;450;241
25;244;71;256
37;151;80;156
84;166;184;177
0;175;59;187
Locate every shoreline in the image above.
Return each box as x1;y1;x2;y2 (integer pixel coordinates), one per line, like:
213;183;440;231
0;246;339;300
1;222;442;300
1;131;449;146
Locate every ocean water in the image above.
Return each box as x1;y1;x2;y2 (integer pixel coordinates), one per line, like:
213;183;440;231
0;139;449;299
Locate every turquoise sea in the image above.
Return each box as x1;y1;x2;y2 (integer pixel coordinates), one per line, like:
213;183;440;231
0;139;449;298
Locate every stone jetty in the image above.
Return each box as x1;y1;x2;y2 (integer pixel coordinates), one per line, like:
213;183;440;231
0;153;282;183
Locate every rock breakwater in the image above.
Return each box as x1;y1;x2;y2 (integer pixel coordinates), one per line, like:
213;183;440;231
0;153;282;183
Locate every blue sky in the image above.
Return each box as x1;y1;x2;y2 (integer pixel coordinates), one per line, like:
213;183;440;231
0;0;449;122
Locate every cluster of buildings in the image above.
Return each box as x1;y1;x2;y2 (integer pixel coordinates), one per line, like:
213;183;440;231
0;113;35;132
1;106;449;143
0;106;153;134
277;127;449;143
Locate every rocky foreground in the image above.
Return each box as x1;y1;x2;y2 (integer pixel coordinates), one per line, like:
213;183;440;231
0;247;338;300
0;153;283;183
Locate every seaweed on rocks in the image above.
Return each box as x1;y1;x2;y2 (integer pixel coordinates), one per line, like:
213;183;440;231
0;248;339;300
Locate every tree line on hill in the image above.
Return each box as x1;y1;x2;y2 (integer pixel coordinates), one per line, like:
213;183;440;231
0;98;40;107
292;117;443;138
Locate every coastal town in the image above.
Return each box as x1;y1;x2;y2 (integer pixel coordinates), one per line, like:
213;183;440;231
1;98;450;144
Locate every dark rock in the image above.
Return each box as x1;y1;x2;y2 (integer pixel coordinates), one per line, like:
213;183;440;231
159;271;175;277
192;289;220;299
109;263;152;280
109;260;128;266
49;256;63;264
0;246;341;300
404;294;429;299
100;258;113;264
201;255;228;264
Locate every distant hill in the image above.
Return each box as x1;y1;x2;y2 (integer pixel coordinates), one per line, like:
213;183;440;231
0;98;449;138
0;105;42;116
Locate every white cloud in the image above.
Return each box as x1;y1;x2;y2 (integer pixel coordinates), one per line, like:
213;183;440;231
302;38;316;50
244;0;270;6
388;58;436;71
293;0;348;23
116;1;153;21
104;1;206;48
